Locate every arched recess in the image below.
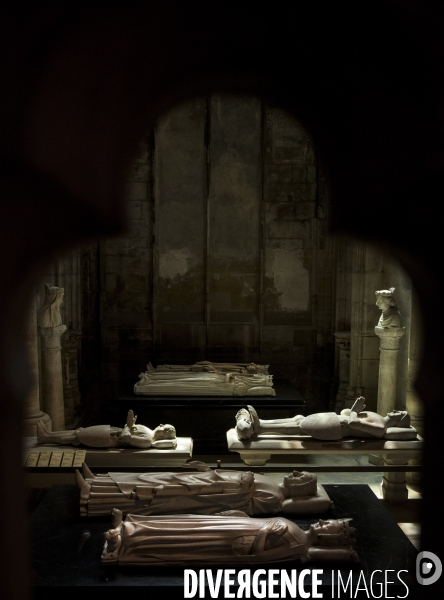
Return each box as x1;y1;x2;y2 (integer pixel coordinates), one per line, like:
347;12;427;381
0;3;443;597
90;96;337;414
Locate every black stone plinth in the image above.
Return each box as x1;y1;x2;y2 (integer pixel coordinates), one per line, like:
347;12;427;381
29;483;418;593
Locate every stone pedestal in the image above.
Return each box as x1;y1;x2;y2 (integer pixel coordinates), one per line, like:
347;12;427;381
381;455;409;503
22;293;52;436
39;324;67;430
334;331;351;412
374;326;405;415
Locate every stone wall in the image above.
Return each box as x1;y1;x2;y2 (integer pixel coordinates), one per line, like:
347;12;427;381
81;95;336;408
78;95;424;419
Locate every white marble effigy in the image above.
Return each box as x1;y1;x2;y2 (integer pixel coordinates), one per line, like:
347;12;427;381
102;510;359;566
75;462;333;517
134;361;276;396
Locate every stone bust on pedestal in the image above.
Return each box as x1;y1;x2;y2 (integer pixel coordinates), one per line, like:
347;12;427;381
374;287;405;419
375;287;402;328
38;284;65;328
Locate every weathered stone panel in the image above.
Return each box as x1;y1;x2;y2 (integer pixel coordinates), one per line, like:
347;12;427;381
209;95;261;263
156;98;206;330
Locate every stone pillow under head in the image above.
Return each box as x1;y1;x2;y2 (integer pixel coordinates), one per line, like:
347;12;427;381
384;427;418;440
152;439;178;448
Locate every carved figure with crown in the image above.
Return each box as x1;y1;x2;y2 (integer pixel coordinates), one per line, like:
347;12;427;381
102;509;358;565
375;287;402;328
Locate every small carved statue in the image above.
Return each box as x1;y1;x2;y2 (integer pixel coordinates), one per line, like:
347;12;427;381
38;284;64;328
36;409;177;449
102;509;358;566
375;287;402;328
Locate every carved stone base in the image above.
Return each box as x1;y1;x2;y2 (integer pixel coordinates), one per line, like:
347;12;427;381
242;453;271;466
381;456;410;503
381;478;408;503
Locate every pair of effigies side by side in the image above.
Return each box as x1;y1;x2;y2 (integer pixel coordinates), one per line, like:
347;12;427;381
75;461;358;567
91;462;357;567
36;396;418;454
134;361;276;396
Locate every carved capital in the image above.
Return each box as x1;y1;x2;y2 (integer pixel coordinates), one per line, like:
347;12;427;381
374;326;405;349
39;324;67;348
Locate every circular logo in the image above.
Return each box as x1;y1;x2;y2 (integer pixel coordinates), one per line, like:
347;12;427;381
416;551;442;585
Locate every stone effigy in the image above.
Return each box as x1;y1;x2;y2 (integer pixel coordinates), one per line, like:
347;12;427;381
134;361;275;396
75;461;333;517
102;510;358;566
154;361;270;375
235;397;417;441
36;409;177;449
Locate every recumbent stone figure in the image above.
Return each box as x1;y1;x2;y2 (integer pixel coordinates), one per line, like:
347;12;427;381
37;409;177;449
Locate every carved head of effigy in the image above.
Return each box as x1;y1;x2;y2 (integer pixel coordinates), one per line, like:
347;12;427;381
235;408;251;423
312;518;356;548
153;424;176;440
283;470;317;497
375;287;397;311
386;410;410;428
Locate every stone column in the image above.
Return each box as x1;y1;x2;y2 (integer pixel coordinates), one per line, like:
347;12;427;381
334;331;351;412
38;285;66;431
22;290;52;436
374;326;405;415
38;249;83;427
39;325;67;430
